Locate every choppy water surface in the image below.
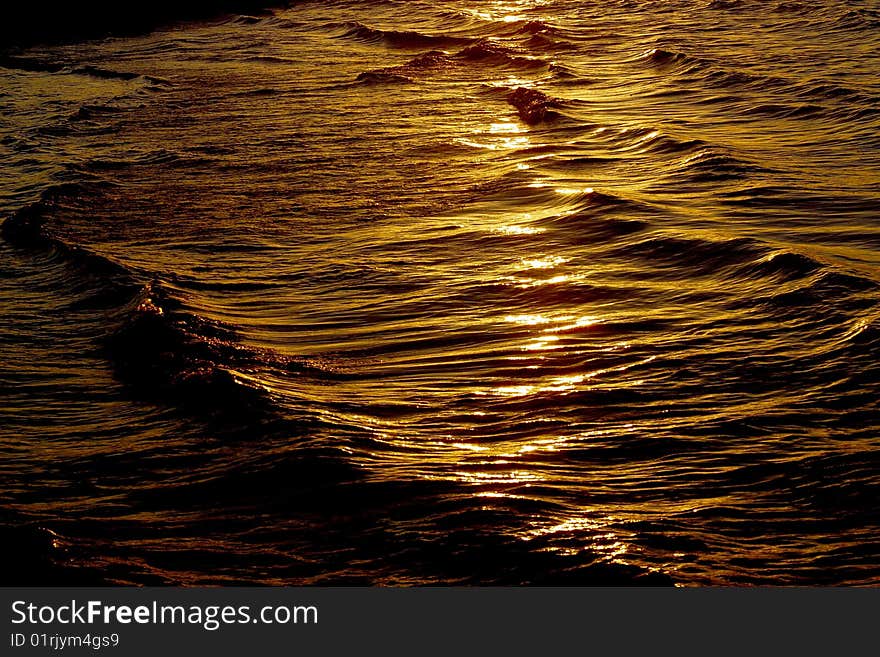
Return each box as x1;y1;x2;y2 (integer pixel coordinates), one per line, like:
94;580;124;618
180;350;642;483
2;0;879;585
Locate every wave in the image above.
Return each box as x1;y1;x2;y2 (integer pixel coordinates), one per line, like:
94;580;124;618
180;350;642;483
668;148;767;183
1;184;342;423
355;70;414;85
607;232;840;287
522;33;577;52
458;40;549;68
337;21;475;49
635;45;880;114
358;39;551;82
636;47;711;75
493;19;561;37
3;185;129;278
0;55;168;86
506;87;562;124
105;281;283;418
834;8;880;31
608;231;877;302
720;187;880;213
741;102;826;119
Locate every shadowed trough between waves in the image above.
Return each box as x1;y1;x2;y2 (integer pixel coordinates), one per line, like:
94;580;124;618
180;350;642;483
1;0;879;585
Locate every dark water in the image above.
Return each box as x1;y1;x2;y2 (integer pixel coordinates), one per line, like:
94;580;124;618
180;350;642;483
1;0;879;585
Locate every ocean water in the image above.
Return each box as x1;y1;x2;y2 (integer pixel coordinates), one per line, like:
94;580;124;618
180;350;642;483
1;0;879;585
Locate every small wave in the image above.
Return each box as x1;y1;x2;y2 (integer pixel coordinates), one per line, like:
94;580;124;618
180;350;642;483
402;50;450;70
70;65;141;81
230;14;264;25
735;249;823;282
105;282;277;417
457;41;549;69
523;33;576;52
539;212;650;241
634;48;825;103
702;68;789;93
81;149;214;172
754;268;879;312
359;50;449;80
69;104;125;122
636;47;710;74
360;41;549;82
720;187;879;213
1;186;339;422
742;102;826;119
641;47;687;66
3;185;126;280
548;62;587;80
231;87;285;97
671;148;765;183
338;21;474;49
355;71;414;85
789;81;877;107
243;55;298;64
103;277;361;421
592;126;709;158
612;234;769;276
505;20;560;36
2;187;143;310
834;8;880;31
506;87;562;124
0;55;168;88
3;204;129;282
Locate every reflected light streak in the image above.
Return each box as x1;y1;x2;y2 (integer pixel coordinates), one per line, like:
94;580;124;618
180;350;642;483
480;356;655;397
504;313;553;325
524;516;629;561
489;121;523;134
522;335;562;351
460;117;531;151
454;470;542;484
521;255;569;269
495;224;545;235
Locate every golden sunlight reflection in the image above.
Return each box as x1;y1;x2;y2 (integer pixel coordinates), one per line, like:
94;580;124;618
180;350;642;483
525;516;630;560
526;181;597;196
504;313;553;325
481;370;604;398
521;335;562;351
504;312;600;350
465;0;552;23
453;469;542;485
555;187;595;195
480;356;653;397
494;224;545;235
459;117;532;151
463;301;652;399
490;76;537;89
517;274;573;287
545;315;600;332
489;121;523;134
441;426;639;460
521;255;569;269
